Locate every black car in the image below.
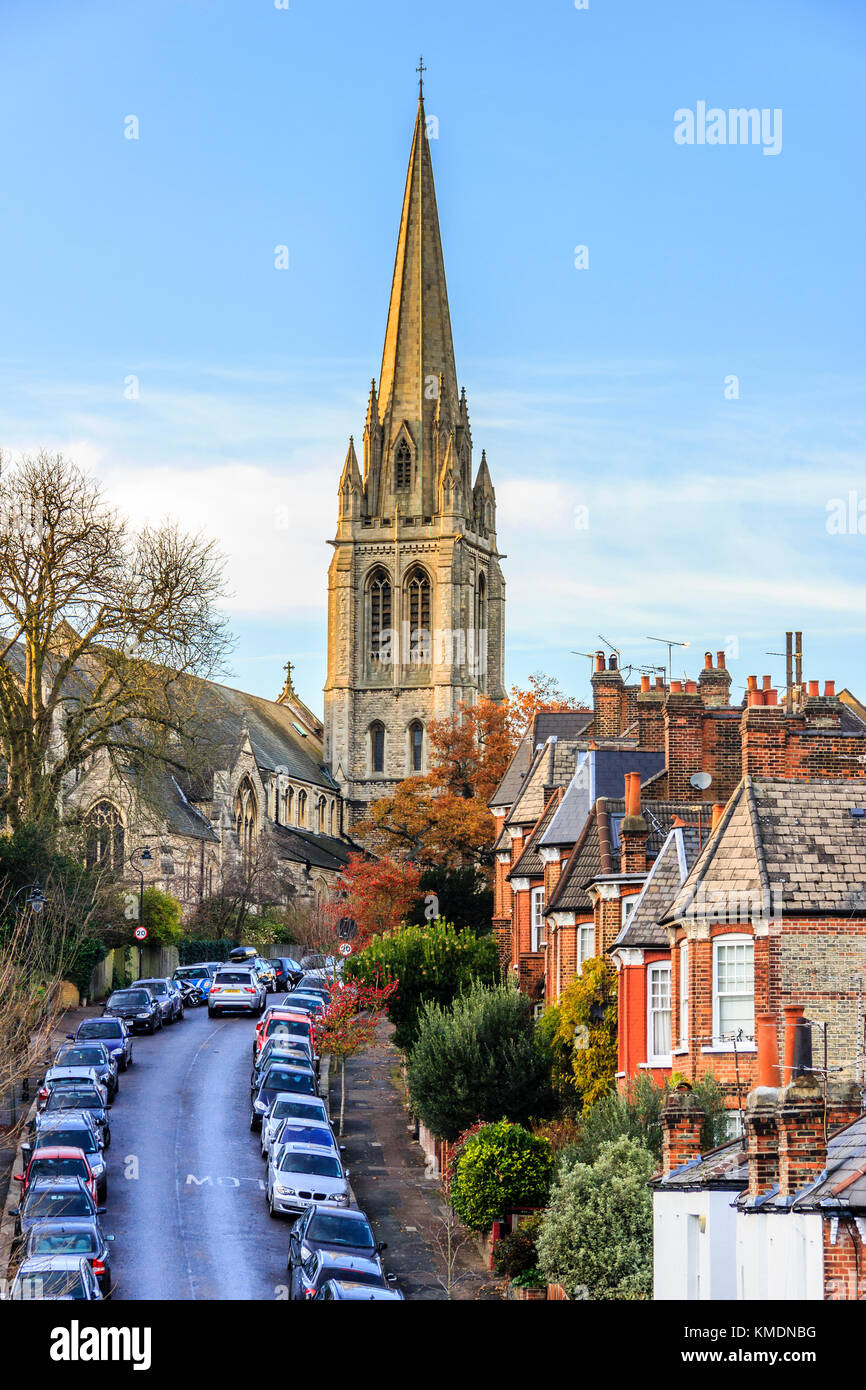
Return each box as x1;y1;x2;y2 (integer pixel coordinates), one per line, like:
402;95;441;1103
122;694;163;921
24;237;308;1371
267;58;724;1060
103;987;162;1034
289;1206;386;1267
137;978;182;1024
12;1176;104;1243
23;1116;108;1201
268;958;304;992
250;1063;318;1130
72;1018;133;1071
38;1085;111;1147
53;1041;119;1099
251;1041;316;1092
24;1217;115;1297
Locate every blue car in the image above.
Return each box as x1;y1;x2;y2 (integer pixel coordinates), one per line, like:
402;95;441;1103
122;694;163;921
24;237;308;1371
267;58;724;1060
70;1018;133;1071
173;963;217;1000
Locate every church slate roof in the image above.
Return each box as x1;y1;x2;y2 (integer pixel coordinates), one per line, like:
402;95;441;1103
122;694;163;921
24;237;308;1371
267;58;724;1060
194;680;340;793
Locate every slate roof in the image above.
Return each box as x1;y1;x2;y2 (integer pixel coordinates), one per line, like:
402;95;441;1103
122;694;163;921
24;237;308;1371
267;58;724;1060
268;822;355;872
489;732;533;809
652;1137;747;1190
664;777;866;923
487;710;592;809
613;826;701;949
196;680;338;791
787;1113;866;1212
540;749;666;850
507;790;563;879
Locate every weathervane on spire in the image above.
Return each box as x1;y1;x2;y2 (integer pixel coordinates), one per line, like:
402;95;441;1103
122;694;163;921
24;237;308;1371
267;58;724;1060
417;54;426;98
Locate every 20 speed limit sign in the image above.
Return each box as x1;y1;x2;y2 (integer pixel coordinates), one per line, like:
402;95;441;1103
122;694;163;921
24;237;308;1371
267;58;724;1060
338;941;352;956
134;926;148;941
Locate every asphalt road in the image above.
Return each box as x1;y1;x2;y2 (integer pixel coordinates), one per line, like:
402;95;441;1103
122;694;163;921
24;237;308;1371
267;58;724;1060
106;997;293;1301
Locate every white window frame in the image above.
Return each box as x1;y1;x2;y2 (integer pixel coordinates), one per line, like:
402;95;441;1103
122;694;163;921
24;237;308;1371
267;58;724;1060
712;934;754;1045
577;922;594;968
647;962;672;1065
679;940;689;1048
531;887;545;951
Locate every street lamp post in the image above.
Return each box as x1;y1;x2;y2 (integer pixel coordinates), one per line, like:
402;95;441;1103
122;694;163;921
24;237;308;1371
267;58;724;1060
129;846;153;979
13;882;47;1103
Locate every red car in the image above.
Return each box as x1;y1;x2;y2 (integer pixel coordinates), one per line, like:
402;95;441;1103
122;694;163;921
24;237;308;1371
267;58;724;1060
253;1011;315;1059
14;1147;99;1205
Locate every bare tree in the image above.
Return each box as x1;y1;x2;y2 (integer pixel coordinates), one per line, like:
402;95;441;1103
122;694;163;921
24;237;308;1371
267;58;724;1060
0;450;232;829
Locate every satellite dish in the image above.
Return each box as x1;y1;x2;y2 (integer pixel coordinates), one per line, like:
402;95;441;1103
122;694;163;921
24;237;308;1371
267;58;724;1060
690;771;712;791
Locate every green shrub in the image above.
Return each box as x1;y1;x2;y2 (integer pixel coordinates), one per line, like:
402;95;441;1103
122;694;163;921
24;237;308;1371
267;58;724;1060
450;1121;553;1232
537;1136;654;1300
407;980;555;1140
344;920;500;1050
492;1214;542;1279
560;1072;728;1169
140;887;183;946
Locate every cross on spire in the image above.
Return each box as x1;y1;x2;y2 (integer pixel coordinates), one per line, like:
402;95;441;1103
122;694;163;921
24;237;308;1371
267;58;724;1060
416;55;426;98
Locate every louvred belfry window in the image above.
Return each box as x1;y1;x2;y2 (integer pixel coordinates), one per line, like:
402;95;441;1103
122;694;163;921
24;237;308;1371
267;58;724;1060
368;568;392;665
394;440;412;491
405;566;431;663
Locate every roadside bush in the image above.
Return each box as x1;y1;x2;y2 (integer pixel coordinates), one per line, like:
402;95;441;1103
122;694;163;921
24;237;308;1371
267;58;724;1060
407;980;555;1140
450;1121;553;1232
344;920;500;1050
537;1136;653;1300
492;1213;542;1280
560;1072;728;1169
139;887;183;946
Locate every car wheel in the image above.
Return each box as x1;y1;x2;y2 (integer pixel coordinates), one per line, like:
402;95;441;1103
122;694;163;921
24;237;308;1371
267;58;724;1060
119;1057;128;1072
268;1192;278;1219
103;1129;111;1149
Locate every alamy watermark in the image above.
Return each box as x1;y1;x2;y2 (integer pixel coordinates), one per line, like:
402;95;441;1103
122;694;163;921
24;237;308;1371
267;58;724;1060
674;103;782;157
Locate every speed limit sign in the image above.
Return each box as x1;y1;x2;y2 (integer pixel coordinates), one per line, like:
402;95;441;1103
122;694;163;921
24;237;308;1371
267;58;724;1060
134;926;148;942
338;941;352;957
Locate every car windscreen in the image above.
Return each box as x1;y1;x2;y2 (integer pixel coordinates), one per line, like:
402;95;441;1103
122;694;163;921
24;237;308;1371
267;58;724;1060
261;1043;310;1064
35;1129;97;1154
78;1021;121;1039
279;1151;342;1177
261;1070;316;1094
45;1091;102;1111
308;1212;374;1249
56;1048;106;1067
214;971;254;984
273;1099;326;1123
321;1266;381;1287
30;1229;97;1255
24;1190;93;1218
277;1126;334;1148
30;1158;88;1180
13;1269;89;1298
265;1020;311;1040
108;991;151;1007
140;981;167;994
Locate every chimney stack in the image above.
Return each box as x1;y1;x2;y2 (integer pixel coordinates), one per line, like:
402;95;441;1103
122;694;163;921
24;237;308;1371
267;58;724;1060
778;1072;826;1197
745;1085;780;1196
591;649;626;737
661;1083;705;1176
711;802;726;833
620;771;648;874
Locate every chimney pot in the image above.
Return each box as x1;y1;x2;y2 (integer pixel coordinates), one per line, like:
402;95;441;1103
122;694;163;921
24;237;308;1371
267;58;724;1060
747;675;758;691
704;651;713;669
655;677;664;690
711;802;725;832
595;651;605;673
808;680;819;697
756;1013;782;1088
624;771;642;819
824;680;835;698
608;653;618;670
783;1005;804;1084
765;688;778;706
640;674;650;693
762;675;772;691
685;679;698;694
716;651;726;668
670;680;683;694
749;690;765;706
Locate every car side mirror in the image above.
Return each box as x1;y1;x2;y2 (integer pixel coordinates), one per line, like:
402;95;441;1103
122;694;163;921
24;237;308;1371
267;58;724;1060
13;1175;24;1183
96;1207;107;1215
66;1034;74;1040
20;1144;31;1155
106;1234;116;1241
387;1273;398;1284
9;1208;19;1217
377;1242;388;1254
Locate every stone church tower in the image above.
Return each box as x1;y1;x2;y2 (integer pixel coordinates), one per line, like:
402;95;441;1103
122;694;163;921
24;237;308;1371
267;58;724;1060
324;84;506;823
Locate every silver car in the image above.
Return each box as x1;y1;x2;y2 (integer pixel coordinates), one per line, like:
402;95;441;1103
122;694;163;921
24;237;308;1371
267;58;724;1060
261;1094;332;1160
37;1068;107;1111
266;1143;350;1218
270;1118;338;1172
208;968;267;1018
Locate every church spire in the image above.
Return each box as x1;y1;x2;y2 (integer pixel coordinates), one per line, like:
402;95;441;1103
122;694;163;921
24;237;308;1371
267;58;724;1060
377;77;460;508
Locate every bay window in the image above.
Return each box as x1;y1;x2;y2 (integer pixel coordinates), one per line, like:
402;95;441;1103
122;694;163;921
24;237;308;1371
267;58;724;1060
712;935;754;1043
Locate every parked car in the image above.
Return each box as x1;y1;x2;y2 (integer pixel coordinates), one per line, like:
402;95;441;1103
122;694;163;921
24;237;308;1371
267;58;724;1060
24;1117;107;1200
209;967;267;1018
268;958;304;992
53;1042;119;1099
251;1038;316;1087
252;958;277;992
39;1085;111;1147
24;1218;114;1298
283;993;326;1015
37;1067;107;1111
270;1123;339;1171
251;1064;318;1130
294;972;332;996
312;1279;403;1301
137;978;182;1024
260;1094;331;1160
102;987;162;1035
7;1254;104;1301
299;953;338;974
14;1146;100;1205
11;1176;104;1244
253;1012;315;1060
173;963;217;1001
72;1018;133;1071
288;1204;384;1265
288;1249;395;1300
266;1142;349;1218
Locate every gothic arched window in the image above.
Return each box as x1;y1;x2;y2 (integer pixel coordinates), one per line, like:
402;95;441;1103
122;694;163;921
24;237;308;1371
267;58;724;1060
233;777;258;866
394;440;412;491
284;786;294;824
297;789;307;827
404;565;431;663
328;800;335;835
409;720;424;773
84;800;125;874
476;571;487;637
367;567;392;667
318;797;326;833
370;722;385;775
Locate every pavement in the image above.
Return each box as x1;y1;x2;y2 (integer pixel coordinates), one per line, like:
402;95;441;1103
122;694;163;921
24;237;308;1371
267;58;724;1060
336;1019;503;1300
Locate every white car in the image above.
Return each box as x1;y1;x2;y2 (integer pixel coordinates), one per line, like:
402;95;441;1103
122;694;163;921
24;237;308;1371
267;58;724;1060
208;968;267;1017
266;1143;350;1218
261;1094;332;1160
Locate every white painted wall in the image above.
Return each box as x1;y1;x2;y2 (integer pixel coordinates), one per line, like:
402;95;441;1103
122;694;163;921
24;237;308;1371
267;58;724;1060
735;1211;823;1300
653;1189;739;1300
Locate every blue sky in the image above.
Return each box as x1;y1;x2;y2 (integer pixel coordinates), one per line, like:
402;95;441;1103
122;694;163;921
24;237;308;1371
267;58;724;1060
1;0;864;709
